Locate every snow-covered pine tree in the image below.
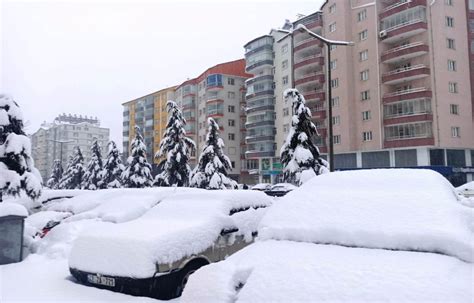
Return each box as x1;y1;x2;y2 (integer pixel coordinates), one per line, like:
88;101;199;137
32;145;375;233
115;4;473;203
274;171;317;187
46;159;63;189
154;101;195;187
58;146;84;189
190;118;237;189
81;138;104;190
280;89;329;185
102;140;124;188
0;94;42;202
121;126;153;188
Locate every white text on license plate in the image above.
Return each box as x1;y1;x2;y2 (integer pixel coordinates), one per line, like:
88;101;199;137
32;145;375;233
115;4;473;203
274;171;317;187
87;274;115;287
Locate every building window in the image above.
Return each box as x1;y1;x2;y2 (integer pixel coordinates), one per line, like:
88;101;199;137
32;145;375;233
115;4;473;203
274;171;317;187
446;16;454;27
449;82;458;93
331;97;340;107
228;105;235;113
359;29;368;41
333;135;341;144
451;126;460;137
360;69;369;81
445;0;453;5
283;108;290;116
357;9;367;22
332;115;340;125
450;104;459;115
330;45;337;51
329;22;336;32
329;3;336;14
362;111;371;121
330;59;337;70
363;131;373;142
281;44;288;53
207;74;223;87
331;78;339;88
228;133;235;141
228;92;235;99
231;161;235;168
228;119;235;127
282;76;289;85
359;50;368;61
361;90;370;101
228;78;235;85
447;38;455;49
73;132;79;137
448;59;457;71
283;124;289;133
282;60;288;69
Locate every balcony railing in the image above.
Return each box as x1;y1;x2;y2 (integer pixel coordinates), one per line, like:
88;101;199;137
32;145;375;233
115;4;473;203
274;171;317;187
381;42;428;63
382;64;430;84
380;0;426;19
295;53;323;64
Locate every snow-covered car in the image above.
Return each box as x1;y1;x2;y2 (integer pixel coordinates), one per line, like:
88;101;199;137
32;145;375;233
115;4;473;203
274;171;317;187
250;183;271;191
181;169;474;302
68;189;272;300
457;181;474;197
264;182;297;197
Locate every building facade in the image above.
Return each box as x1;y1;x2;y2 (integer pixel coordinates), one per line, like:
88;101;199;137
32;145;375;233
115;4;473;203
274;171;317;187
245;0;474;185
122;86;176;167
31;114;110;181
174;59;251;182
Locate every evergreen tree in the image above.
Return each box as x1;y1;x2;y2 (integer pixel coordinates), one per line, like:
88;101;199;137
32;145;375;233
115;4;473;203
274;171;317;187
121;126;153;188
280;89;329;185
46;159;63;189
58;146;84;189
102;140;124;188
0;94;42;202
154;101;195;187
81;138;104;190
190;118;237;189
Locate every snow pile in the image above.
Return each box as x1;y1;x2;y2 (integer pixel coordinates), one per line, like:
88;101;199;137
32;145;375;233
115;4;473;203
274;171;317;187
182;240;473;302
259;169;474;262
69;190;272;278
0;202;28;217
457;181;474;192
5;189;86;211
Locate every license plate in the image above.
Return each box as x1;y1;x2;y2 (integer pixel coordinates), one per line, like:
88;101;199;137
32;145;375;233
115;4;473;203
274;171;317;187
87;274;115;287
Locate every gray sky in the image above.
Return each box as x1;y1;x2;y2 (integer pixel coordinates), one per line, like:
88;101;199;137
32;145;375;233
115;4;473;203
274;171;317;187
2;0;324;149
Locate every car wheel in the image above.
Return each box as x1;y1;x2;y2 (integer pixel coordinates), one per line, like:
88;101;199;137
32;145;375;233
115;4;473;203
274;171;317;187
175;259;208;297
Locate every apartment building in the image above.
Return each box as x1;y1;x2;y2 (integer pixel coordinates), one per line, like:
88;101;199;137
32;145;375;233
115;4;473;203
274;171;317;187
174;59;251;182
31;114;110;181
245;0;474;185
122;86;176;167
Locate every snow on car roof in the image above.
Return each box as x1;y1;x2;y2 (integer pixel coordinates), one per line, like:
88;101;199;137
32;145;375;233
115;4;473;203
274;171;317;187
270;183;297;190
259;169;474;262
4;189;86;211
182;240;473;302
68;189;272;278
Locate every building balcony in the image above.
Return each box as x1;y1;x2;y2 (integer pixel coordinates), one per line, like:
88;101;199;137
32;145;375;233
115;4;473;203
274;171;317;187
245;134;276;144
303;90;325;103
245;150;275;159
383;113;433;126
295;72;325;86
294;54;324;70
294;38;323;53
245;74;274;86
206;98;224;104
207;112;224;118
245;59;273;73
246;104;275;114
379;0;427;19
246;90;274;101
182;102;196;110
381;42;429;64
294;19;322;36
245;120;275;129
380;20;428;44
244;44;273;56
381;65;430;85
382;87;432;103
310;108;326;120
384;137;434;148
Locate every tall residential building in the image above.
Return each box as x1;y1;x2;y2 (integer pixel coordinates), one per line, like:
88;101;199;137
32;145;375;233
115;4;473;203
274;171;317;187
246;0;474;185
122;86;176;167
31;114;110;181
174;59;251;182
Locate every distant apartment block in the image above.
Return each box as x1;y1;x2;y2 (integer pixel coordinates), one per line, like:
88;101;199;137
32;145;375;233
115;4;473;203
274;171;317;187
245;0;474;185
122;60;251;183
122;86;176;166
31;114;110;181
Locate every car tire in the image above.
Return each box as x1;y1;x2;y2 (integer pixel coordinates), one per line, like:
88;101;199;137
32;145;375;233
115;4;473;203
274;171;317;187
174;259;208;298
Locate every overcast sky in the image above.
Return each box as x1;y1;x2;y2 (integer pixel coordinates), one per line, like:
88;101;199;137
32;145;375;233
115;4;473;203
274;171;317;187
2;0;324;149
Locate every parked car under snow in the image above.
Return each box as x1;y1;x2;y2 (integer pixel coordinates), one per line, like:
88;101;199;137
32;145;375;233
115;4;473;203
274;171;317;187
68;189;272;300
264;183;297;197
181;169;474;302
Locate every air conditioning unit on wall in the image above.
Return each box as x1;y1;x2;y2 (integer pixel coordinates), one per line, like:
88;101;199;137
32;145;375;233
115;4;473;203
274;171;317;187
379;30;388;39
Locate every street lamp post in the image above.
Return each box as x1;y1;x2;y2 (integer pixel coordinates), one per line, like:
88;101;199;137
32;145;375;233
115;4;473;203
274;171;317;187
48;139;75;168
277;24;353;172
